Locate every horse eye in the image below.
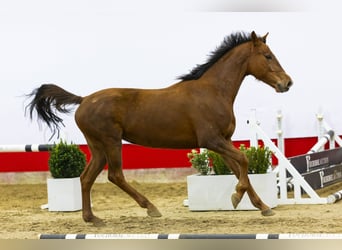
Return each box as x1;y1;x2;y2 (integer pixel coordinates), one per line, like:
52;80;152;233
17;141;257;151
265;54;272;60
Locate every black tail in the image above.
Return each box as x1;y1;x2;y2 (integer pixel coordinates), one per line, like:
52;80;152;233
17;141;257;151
25;84;83;139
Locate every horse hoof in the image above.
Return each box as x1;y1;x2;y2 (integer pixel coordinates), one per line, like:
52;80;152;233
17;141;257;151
231;193;241;209
147;207;162;217
261;208;275;216
83;215;105;226
83;215;94;223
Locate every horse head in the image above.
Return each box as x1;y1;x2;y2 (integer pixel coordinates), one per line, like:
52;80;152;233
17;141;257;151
247;31;293;93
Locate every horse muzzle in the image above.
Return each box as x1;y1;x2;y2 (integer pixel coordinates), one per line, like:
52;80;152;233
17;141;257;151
276;79;293;93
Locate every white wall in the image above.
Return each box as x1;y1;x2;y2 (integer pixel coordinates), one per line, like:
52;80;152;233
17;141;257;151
1;1;341;144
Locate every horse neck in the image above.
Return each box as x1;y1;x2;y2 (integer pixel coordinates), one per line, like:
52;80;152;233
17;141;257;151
201;43;251;103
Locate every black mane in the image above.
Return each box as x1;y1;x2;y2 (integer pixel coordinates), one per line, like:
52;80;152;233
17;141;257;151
178;31;252;81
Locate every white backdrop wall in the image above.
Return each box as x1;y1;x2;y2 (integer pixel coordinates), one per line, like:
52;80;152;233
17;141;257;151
0;1;341;145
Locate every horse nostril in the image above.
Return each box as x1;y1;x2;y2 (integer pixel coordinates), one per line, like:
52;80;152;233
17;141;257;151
287;80;293;88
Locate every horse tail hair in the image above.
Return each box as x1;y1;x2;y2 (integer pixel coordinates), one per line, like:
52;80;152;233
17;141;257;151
25;84;83;139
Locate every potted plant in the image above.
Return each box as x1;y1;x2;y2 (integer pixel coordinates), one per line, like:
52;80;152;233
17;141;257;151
187;149;211;175
46;139;86;212
186;145;277;211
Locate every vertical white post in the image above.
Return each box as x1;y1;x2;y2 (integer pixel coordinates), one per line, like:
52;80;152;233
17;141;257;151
330;135;335;149
316;113;324;139
317;113;335;150
316;113;325;151
276;110;285;155
249;109;259;147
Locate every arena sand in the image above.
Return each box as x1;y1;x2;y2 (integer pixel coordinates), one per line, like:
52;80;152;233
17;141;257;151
0;181;342;239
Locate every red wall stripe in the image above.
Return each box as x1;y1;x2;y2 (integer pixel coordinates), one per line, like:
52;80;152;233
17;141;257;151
0;136;330;172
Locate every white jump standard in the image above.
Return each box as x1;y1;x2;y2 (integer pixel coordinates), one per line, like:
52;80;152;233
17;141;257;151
248;110;342;205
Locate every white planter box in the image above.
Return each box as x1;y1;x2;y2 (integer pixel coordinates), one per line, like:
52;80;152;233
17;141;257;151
187;172;277;211
47;177;82;211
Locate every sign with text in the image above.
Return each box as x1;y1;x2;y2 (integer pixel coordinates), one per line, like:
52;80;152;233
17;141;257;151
288;148;342;189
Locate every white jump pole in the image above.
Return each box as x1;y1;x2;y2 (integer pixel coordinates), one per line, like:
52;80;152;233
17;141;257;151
307;130;334;154
319;117;342;148
327;190;342;204
282;129;335;192
0;144;53;152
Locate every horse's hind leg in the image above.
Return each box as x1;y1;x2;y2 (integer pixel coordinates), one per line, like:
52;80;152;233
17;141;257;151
104;138;162;217
80;142;106;223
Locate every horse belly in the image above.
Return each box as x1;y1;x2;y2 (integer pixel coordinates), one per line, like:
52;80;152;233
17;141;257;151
123;121;198;149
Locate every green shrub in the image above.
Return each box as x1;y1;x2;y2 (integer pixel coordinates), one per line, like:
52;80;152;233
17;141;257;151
188;145;272;175
239;144;272;174
208;151;232;175
187;149;210;175
187;149;231;175
48;139;86;178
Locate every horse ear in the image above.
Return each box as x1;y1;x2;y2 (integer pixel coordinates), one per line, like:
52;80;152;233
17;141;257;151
251;31;268;46
251;31;258;42
262;32;269;43
251;31;260;46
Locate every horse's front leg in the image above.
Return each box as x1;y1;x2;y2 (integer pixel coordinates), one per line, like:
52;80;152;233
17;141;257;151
210;140;273;216
221;143;250;208
246;183;275;216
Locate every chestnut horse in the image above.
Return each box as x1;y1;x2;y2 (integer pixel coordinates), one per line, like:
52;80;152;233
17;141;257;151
26;31;292;223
